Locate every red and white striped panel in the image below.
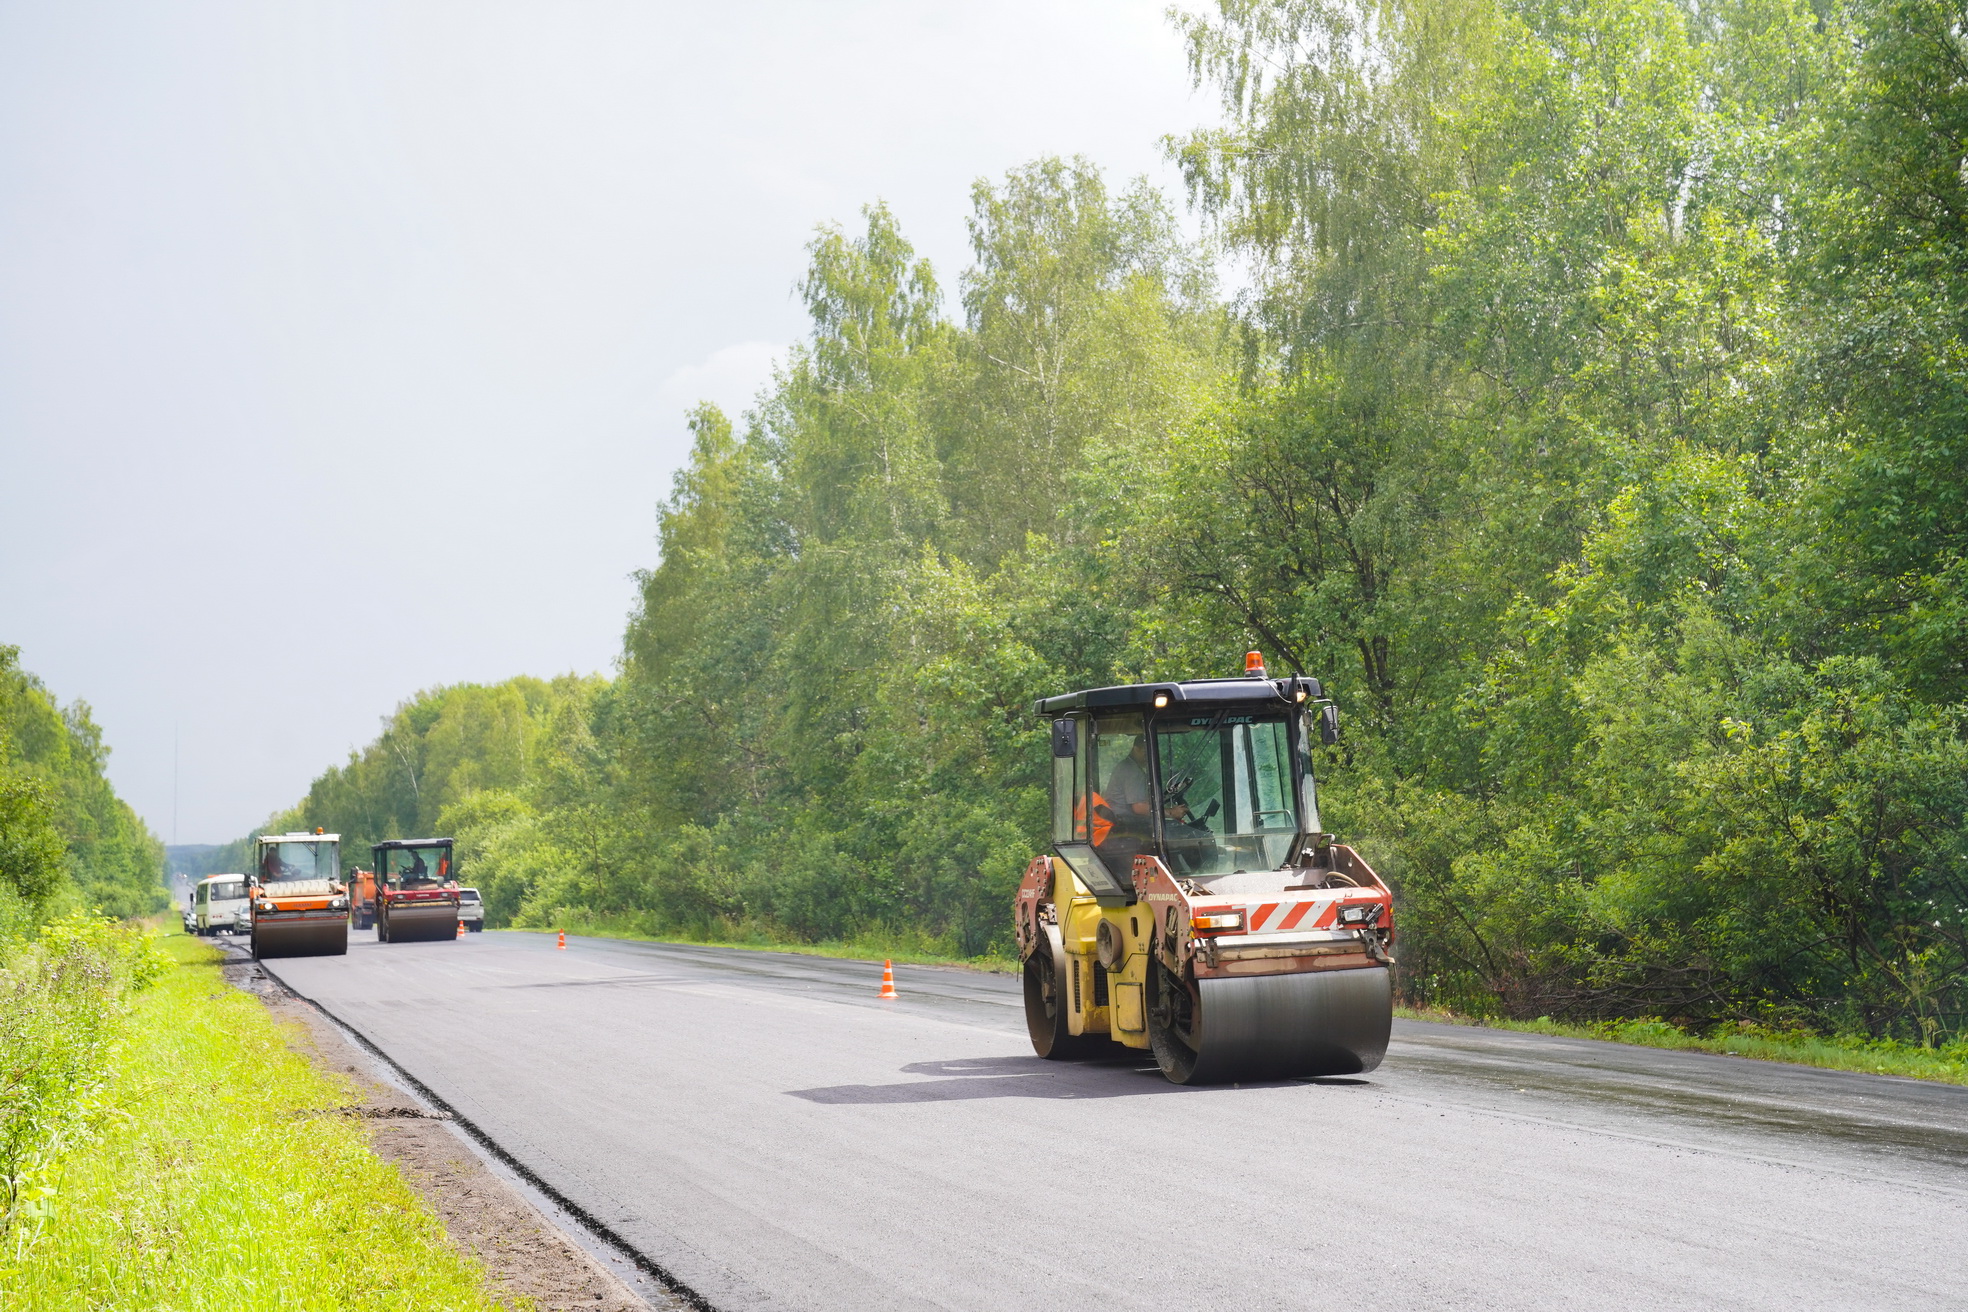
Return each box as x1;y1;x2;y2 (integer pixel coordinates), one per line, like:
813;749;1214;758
1196;894;1390;933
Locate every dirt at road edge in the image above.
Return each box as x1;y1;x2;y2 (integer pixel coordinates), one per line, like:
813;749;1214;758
223;954;677;1312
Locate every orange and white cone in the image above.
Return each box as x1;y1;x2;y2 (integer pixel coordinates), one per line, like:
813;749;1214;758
879;960;897;999
556;930;566;950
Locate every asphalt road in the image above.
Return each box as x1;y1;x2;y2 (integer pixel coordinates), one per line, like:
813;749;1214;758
258;931;1968;1311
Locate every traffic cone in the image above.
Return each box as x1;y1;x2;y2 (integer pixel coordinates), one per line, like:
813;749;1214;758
879;960;897;999
556;930;566;950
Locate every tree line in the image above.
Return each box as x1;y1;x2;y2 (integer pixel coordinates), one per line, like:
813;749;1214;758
246;0;1968;1044
0;646;164;925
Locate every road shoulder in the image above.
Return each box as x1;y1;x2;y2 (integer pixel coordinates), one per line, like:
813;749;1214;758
222;952;667;1312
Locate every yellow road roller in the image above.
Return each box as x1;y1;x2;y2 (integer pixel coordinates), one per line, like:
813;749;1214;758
1012;653;1394;1083
248;830;350;958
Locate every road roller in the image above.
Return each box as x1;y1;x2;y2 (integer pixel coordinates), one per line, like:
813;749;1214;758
371;837;461;943
1012;653;1395;1084
248;829;351;958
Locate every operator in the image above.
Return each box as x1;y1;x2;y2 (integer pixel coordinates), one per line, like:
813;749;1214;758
1105;736;1190;823
402;850;430;883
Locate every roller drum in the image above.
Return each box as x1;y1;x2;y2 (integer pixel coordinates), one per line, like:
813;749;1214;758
1152;964;1390;1084
1022;928;1100;1060
251;917;349;959
380;905;458;943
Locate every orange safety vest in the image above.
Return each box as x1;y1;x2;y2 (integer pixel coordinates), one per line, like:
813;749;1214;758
1073;792;1113;846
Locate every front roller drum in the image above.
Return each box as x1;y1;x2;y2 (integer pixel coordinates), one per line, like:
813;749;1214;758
380;907;459;944
1149;961;1391;1084
251;916;349;959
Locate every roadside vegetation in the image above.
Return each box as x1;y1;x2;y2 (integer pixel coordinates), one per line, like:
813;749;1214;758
0;649;510;1308
1;645;165;921
0;930;508;1309
234;0;1968;1060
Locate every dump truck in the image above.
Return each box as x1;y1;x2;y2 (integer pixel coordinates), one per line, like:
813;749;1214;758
372;837;460;943
347;867;378;930
1013;653;1394;1084
247;830;350;958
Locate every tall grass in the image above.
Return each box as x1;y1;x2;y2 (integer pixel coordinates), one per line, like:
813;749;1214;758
0;914;164;1250
0;931;512;1310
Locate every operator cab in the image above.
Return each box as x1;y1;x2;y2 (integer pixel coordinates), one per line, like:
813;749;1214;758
1037;654;1339;905
373;838;455;891
255;833;341;890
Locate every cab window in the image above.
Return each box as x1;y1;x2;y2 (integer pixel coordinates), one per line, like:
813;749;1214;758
1153;713;1299;874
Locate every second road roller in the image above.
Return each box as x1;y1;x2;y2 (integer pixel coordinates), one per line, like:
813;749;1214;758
371;837;462;942
1013;652;1395;1083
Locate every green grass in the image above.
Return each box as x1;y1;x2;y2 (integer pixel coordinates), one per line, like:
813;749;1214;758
0;929;515;1310
520;911;1021;974
1397;1005;1968;1086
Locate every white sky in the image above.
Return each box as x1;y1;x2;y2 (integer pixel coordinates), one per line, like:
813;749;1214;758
0;1;1212;844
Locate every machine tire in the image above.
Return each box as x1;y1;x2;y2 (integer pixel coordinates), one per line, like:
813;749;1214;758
1149;958;1392;1085
1147;957;1202;1083
1023;926;1100;1060
376;915;391;943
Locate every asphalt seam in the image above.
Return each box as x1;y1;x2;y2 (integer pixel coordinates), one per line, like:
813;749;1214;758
260;967;724;1312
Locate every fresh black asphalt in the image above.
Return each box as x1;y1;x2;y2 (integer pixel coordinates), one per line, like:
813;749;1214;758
258;930;1968;1311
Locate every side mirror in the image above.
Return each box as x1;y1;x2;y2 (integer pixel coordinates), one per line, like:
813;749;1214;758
1319;703;1340;746
1051;718;1077;758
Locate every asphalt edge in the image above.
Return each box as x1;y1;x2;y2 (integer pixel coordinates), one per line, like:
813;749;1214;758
258;965;721;1312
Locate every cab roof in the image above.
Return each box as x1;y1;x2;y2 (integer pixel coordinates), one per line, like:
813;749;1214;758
259;832;339;843
372;837;454;850
1034;675;1323;716
196;873;246;884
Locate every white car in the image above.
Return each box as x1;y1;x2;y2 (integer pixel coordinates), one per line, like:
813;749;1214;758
457;887;484;932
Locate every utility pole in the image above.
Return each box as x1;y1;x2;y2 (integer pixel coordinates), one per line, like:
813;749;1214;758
173;724;180;852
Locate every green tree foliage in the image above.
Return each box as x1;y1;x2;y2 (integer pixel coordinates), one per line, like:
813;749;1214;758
255;0;1968;1043
212;676;601;877
0;648;163;921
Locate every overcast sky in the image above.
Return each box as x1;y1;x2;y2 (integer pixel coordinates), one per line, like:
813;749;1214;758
0;1;1212;844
